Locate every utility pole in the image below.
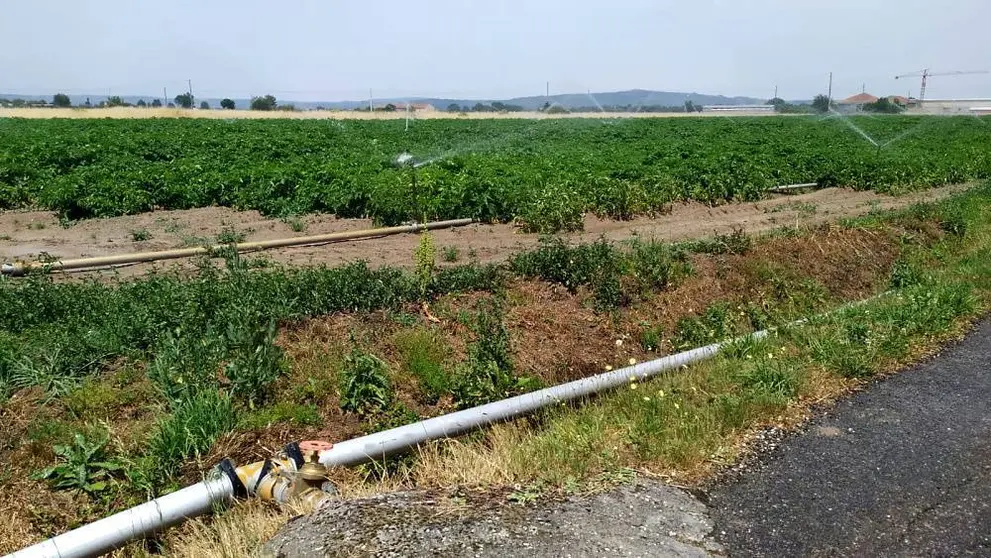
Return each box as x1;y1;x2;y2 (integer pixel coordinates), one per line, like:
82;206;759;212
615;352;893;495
774;85;778;99
369;88;373;112
163;87;167;105
827;72;833;106
188;79;193;102
546;81;549;98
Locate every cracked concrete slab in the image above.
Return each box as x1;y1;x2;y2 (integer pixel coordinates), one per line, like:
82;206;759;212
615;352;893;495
264;481;721;557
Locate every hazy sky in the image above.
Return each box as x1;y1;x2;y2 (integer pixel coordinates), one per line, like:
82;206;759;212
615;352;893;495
1;0;989;101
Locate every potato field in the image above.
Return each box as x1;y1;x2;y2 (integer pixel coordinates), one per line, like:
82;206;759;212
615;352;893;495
1;115;988;231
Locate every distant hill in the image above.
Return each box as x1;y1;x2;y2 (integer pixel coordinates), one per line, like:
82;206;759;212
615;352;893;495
1;89;767;111
307;90;765;111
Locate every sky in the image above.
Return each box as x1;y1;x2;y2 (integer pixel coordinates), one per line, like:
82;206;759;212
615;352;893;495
1;0;989;102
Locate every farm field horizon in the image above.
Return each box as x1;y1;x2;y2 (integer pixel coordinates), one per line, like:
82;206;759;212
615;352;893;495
1;115;989;232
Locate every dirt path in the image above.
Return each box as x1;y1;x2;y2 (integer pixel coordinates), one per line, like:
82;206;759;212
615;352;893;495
0;184;967;278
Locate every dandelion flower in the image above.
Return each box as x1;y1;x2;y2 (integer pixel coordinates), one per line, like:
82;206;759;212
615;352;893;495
629;358;637;365
615;339;624;347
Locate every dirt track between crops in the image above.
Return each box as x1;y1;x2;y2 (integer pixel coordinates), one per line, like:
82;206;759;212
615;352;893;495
0;184;969;278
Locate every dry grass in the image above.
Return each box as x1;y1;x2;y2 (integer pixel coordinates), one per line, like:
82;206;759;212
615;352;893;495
0;107;777;120
151;500;309;558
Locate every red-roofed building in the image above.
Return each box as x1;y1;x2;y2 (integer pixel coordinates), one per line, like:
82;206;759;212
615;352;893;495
838;92;879;105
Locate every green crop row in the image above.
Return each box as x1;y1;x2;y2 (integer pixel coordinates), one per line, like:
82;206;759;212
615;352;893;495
1;115;989;231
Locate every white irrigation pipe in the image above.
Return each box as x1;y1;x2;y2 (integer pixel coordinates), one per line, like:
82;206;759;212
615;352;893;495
766;182;819;193
8;331;764;558
8;476;234;558
13;290;892;558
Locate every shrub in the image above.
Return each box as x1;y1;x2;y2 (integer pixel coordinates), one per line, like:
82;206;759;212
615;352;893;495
339;348;392;415
414;233;436;297
223;319;286;406
147;329;222;403
441;245;459;262
687;228;752;255
510;237;618;294
626;239;691;293
673;303;736;350
452;299;518;408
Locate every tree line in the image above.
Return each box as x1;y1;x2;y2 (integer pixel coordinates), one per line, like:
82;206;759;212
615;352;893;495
0;93;292;111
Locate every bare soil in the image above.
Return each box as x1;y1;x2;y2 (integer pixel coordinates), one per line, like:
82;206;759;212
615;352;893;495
0;185;966;279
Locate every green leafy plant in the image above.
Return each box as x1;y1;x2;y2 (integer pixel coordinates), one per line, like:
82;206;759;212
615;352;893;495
339;347;392;415
414;232;436;297
216;225;247;245
452;299;521;408
673;303;737;350
33;432;123;497
441;245;460;263
130;228;152;241
224;319;286;407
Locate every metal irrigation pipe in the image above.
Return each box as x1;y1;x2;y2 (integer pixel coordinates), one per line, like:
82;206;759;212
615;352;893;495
8;291;891;558
8;333;755;558
0;218;475;276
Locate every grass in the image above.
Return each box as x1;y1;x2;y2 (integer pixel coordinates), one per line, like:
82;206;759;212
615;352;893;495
2;182;990;555
406;182;991;487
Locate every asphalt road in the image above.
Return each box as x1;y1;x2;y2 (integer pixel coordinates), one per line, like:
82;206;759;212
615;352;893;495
709;318;991;557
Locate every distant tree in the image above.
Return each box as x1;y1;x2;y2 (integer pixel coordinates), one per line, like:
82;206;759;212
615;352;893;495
174;92;194;109
220;98;236;110
541;101;551;111
85;97;92;108
106;96;125;107
52;93;71;108
684;100;696;113
151;99;162;107
695;104;704;113
276;104;297;111
767;97;786;106
200;101;210;110
98;101;107;108
811;94;831;113
546;105;569;114
862;97;902;114
11;99;26;108
136;99;147;107
167;103;175;108
447;103;461;112
250;95;277;111
382;103;397;112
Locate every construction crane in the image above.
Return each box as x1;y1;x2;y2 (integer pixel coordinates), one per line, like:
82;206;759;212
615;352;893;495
894;69;990;102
